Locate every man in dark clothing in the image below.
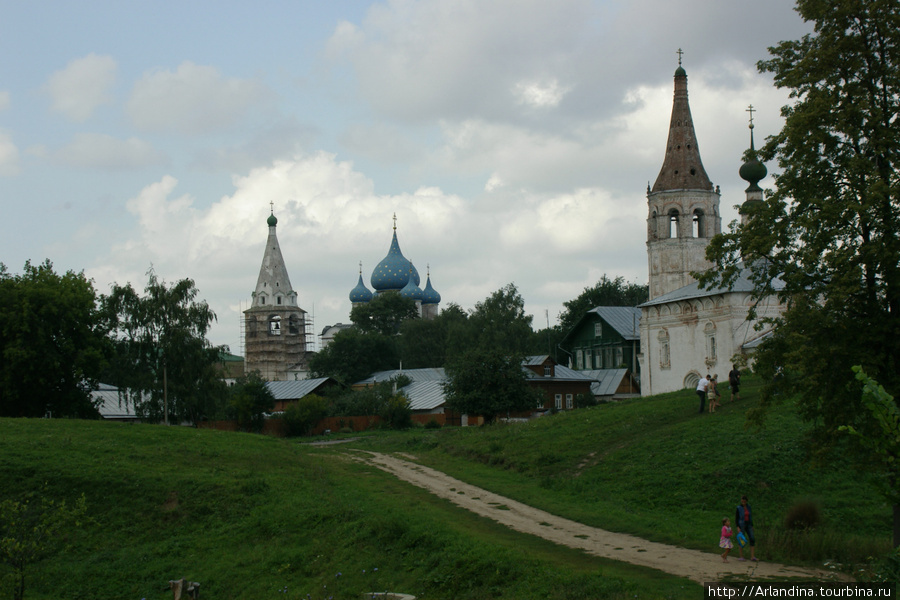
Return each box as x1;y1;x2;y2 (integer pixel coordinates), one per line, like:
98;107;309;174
735;495;757;561
729;365;741;402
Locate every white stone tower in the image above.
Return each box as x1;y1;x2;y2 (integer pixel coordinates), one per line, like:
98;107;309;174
243;209;313;380
646;54;721;300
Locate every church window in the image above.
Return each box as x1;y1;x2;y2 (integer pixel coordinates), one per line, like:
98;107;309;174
288;314;301;335
269;315;282;335
668;209;680;238
276;296;282;305
658;330;670;369
704;322;717;363
594;323;602;337
692;209;704;238
260;296;266;305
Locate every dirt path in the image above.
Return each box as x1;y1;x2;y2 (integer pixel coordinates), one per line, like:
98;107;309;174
350;451;847;585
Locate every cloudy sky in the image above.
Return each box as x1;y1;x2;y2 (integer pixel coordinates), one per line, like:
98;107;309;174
0;0;811;355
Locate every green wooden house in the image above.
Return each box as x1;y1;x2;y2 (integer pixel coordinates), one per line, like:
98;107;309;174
560;306;641;377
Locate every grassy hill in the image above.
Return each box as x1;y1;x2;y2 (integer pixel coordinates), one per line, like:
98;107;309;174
0;376;890;599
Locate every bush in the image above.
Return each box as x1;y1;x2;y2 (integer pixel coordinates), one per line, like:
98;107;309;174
574;392;598;408
783;499;822;530
379;394;412;430
280;394;330;437
424;419;441;429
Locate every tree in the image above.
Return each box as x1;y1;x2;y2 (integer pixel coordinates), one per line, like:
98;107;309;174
308;328;399;385
465;283;535;356
443;349;542;424
103;268;225;425
700;0;900;445
0;261;109;418
350;291;419;335
229;371;276;433
557;275;649;335
280;394;330;437
841;367;900;545
0;492;87;600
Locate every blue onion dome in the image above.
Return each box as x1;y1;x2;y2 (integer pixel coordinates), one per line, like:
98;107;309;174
349;271;373;303
371;222;420;292
422;271;441;305
400;268;425;301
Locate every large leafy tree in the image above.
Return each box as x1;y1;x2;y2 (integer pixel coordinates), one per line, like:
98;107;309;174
702;0;900;436
557;275;649;335
350;291;419;335
443;349;541;424
308;327;399;385
0;261;109;418
465;283;535;356
103;269;225;425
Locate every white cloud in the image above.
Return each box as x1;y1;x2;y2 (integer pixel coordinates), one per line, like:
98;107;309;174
513;78;571;109
126;61;270;135
43;54;117;122
55;133;167;169
0;130;20;176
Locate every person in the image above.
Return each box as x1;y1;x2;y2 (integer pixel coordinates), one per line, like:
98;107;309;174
729;365;741;402
708;375;720;412
735;495;758;561
720;517;733;562
696;374;710;414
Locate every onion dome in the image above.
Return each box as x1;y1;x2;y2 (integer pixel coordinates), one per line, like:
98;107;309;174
349;264;373;304
421;269;441;305
739;118;768;192
371;216;420;292
399;268;425;301
267;212;278;227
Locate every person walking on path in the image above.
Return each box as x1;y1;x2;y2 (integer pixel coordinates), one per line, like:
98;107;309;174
735;495;758;561
729;365;741;402
708;375;720;412
720;518;733;562
696;374;710;414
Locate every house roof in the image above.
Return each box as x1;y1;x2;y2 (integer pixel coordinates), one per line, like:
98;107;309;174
741;329;775;350
266;377;334;400
354;368;446;385
640;265;785;308
93;383;138;420
588;307;641;340
578;368;632;396
400;380;446;411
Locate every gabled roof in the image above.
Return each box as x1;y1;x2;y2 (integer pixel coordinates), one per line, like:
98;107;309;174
93;383;139;420
266;377;335;400
354;368;446;386
400;380;446;411
578;368;632;396
560;306;642;345
639;265;785;308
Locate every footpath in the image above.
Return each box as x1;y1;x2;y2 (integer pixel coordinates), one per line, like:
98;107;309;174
349;451;848;585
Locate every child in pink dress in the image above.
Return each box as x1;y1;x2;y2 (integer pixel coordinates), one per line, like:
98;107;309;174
720;517;733;562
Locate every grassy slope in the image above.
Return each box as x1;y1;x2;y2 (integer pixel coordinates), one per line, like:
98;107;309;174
1;419;692;600
343;375;890;565
0;375;888;599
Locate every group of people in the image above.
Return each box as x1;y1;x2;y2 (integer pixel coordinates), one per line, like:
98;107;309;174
695;365;741;414
719;495;758;562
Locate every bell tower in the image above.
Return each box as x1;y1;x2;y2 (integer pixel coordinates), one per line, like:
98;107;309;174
243;208;313;380
647;52;721;300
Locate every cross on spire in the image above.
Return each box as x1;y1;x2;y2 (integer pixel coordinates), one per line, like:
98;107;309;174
269;200;274;214
393;212;397;230
676;48;684;66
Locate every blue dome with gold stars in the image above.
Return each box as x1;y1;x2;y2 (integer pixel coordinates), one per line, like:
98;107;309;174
371;228;420;292
349;272;374;303
422;273;441;305
400;269;425;301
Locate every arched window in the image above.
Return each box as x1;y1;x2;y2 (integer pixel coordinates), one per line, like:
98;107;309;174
704;321;717;363
692;209;704;238
288;314;301;335
668;209;680;238
269;315;282;335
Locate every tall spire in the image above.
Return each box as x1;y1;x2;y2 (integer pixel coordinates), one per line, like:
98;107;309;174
651;55;714;192
252;208;296;308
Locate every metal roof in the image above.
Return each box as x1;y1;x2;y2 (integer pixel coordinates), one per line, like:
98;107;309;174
354;368;446;385
93;383;139;420
579;368;631;396
587;307;642;340
640;265;785;308
400;380;446;411
266;378;333;400
742;329;775;349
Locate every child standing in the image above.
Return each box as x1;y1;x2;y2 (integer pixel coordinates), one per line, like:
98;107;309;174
720;517;733;562
708;375;720;412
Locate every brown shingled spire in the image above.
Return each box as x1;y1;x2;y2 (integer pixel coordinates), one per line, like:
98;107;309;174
651;62;713;192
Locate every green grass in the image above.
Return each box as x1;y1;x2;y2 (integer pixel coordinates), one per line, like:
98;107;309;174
339;375;891;568
1;419;694;600
0;375;889;599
